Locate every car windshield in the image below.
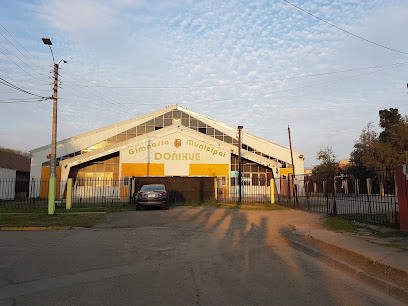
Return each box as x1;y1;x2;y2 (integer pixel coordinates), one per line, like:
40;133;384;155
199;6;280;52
140;185;165;191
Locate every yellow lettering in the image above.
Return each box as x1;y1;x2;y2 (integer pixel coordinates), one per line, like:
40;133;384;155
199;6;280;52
154;153;162;160
164;153;171;160
129;149;135;155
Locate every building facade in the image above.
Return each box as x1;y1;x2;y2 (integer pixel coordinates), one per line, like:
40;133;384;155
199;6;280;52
30;105;305;198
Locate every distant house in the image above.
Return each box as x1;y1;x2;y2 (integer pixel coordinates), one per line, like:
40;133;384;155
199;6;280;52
0;150;31;200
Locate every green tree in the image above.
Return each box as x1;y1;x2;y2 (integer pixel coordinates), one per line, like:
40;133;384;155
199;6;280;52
313;146;338;175
351;108;408;168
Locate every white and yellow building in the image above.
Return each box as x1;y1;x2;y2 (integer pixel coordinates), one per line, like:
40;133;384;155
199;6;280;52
30;105;305;197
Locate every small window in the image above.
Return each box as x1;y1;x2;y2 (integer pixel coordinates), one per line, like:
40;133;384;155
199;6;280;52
155;126;163;130
252;173;258;186
259;173;266;186
123;175;130;187
198;127;206;134
220;176;227;187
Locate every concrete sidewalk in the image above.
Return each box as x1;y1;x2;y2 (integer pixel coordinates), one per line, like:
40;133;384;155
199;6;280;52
293;225;408;272
287;217;408;302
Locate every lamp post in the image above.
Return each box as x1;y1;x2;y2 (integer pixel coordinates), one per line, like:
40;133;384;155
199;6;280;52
42;37;66;215
237;126;243;203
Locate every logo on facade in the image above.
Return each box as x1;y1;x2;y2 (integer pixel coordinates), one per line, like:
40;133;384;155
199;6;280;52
174;139;181;148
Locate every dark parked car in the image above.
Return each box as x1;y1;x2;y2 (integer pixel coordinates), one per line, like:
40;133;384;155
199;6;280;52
135;184;169;210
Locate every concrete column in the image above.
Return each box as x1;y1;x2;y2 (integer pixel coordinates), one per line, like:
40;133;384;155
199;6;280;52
396;165;408;231
66;178;72;210
270;179;275;204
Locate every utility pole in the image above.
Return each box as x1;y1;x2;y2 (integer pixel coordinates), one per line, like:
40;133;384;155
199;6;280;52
42;37;66;215
288;125;295;176
238;126;243;203
288;125;298;204
48;62;59;215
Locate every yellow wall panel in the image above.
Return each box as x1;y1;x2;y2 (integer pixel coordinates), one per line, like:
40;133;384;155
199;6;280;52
122;163;165;177
189;164;229;177
279;168;293;176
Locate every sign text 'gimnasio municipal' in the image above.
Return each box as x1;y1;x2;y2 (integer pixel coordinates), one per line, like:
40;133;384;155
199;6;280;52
128;138;227;161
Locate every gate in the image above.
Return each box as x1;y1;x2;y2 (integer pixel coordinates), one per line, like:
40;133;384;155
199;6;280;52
131;177;216;203
218;176;271;203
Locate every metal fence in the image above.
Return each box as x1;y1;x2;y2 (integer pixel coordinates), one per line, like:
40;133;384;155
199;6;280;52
0;178;132;209
276;167;399;228
217;176;272;204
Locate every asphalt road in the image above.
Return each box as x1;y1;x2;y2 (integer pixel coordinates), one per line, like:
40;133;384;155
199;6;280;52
0;207;404;305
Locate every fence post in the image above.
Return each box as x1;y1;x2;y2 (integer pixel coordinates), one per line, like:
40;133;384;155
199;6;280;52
366;178;372;195
270;178;274;204
129;177;135;204
396;165;408;231
66;178;72;210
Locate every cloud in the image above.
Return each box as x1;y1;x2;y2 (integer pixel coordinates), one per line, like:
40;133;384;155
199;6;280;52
1;0;408;165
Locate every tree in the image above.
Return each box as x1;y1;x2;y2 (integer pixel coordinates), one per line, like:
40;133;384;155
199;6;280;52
351;108;408;168
313;146;338;175
0;146;31;158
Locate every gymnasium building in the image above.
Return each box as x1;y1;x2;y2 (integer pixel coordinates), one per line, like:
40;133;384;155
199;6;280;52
29;105;305;198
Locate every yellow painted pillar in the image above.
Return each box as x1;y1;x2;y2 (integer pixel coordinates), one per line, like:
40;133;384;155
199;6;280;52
66;178;72;210
131;179;135;196
214;178;218;201
270;178;275;204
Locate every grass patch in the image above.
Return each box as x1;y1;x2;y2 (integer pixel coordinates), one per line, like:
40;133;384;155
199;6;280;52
325;217;408;238
0;213;106;228
363;229;408;238
0;206;135;214
324;217;361;232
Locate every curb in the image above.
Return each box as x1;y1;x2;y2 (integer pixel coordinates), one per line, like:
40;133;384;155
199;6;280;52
0;226;87;231
286;234;408;303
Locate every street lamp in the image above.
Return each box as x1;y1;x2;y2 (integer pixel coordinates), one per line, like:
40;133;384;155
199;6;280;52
237;126;243;203
42;37;66;215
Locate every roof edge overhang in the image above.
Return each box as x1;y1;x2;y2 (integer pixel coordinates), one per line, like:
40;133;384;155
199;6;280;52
30;105;179;154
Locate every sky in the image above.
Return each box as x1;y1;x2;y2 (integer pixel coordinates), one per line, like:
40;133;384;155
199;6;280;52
0;0;407;167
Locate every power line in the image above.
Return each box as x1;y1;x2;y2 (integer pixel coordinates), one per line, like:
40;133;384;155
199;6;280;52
0;23;50;68
182;62;408;105
281;0;408;55
0;47;50;83
0;98;49;104
0;38;50;77
0;76;50;99
59;70;154;110
58;61;408;89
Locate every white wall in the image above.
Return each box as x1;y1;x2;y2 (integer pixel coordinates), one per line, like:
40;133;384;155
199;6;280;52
0;168;16;200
